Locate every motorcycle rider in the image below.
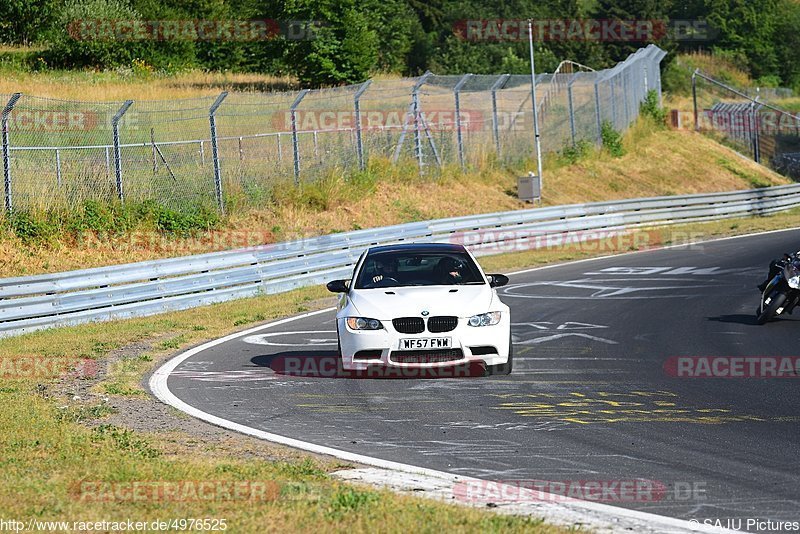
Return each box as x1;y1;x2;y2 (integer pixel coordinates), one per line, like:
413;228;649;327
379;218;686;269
758;252;793;292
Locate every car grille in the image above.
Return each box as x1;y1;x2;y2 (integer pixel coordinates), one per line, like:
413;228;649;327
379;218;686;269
390;349;464;364
427;316;458;333
392;317;425;334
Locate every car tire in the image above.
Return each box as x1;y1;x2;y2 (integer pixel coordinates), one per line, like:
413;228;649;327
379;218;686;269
486;332;513;376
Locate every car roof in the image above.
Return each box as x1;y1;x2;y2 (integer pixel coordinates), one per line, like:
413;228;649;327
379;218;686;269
366;243;467;255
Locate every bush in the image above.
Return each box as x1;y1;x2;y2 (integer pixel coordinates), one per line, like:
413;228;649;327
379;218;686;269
43;0;195;71
639;90;668;126
560;139;592;164
661;61;693;96
7;200;221;246
8;211;59;245
601;121;625;158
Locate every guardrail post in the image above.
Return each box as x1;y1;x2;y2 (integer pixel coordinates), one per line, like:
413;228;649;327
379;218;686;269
453;74;472;171
208;92;228;212
354;80;371;171
1;93;21;213
594;76;603;146
111;100;133;203
490;75;510;157
290;89;309;184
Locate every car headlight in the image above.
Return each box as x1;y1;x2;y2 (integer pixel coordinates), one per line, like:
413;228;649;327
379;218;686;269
467;312;502;327
346;317;384;330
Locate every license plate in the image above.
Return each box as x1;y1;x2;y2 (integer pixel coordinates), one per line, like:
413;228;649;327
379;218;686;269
399;337;452;350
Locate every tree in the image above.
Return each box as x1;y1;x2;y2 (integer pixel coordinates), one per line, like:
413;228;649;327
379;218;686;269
280;0;380;86
0;0;57;45
592;0;675;65
773;0;800;89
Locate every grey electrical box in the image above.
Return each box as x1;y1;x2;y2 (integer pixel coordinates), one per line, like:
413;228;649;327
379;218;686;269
517;172;541;203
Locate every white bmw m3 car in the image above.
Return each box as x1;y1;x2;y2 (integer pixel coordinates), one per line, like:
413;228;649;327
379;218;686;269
326;243;512;375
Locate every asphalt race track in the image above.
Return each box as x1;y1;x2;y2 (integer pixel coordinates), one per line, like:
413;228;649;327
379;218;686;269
159;229;800;526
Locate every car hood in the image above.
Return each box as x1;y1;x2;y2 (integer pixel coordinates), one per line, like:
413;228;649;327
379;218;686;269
348;285;496;319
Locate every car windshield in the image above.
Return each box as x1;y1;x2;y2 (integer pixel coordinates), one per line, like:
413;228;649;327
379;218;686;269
354;251;485;289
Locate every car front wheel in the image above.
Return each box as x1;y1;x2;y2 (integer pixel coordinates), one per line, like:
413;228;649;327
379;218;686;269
486;332;513;376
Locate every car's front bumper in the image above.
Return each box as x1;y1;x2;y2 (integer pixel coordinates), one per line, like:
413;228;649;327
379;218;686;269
337;315;511;371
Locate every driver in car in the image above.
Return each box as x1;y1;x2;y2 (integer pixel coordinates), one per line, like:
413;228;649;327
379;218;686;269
436;257;467;284
372;257;399;285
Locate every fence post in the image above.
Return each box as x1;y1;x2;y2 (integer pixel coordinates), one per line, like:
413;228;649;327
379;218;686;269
453;74;472;171
354;80;372;171
411;72;432;175
490;75;510;157
692;70;699;131
567;73;578;147
208;91;228;212
621;72;630;127
290;89;309;184
55;149;62;186
594;76;603;146
609;77;617;129
111;100;134;203
150;128;158;173
1;93;21;213
752;99;762;163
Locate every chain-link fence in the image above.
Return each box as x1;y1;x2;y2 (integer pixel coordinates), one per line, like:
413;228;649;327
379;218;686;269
0;44;665;215
692;70;800;180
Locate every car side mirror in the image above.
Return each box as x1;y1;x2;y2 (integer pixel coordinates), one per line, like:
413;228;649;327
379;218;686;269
325;280;350;293
326;279;350;293
488;274;509;288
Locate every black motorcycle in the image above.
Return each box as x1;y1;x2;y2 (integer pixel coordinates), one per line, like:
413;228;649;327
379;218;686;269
757;255;800;324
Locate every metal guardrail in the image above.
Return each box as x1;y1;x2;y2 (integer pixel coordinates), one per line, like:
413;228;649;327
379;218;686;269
2;183;800;337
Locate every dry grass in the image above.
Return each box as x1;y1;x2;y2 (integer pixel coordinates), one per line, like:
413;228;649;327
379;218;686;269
542;118;787;205
0;68;297;101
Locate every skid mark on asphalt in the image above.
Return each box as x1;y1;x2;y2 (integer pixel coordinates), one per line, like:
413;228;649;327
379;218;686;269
490;390;800;424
